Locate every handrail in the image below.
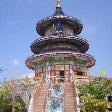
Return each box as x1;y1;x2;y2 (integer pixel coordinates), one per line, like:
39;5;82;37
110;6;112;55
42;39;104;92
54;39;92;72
43;85;48;112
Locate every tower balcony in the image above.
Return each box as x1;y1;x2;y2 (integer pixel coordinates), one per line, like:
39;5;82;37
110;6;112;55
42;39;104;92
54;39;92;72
30;36;89;54
25;51;95;70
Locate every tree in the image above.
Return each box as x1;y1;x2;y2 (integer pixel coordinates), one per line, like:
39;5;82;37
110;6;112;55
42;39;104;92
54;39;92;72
79;77;112;112
15;96;27;112
0;84;27;112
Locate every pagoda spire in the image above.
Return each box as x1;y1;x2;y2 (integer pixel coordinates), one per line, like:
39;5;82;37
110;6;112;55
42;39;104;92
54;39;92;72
56;0;61;7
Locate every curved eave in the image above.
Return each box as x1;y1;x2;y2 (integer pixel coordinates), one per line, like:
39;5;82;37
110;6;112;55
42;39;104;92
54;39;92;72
25;52;95;70
36;16;83;36
30;36;89;54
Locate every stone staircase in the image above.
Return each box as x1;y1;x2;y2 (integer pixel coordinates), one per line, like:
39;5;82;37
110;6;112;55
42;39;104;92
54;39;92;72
33;82;77;112
64;82;77;112
33;83;48;112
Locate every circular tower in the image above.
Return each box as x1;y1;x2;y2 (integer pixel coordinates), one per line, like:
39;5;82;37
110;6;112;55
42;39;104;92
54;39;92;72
26;1;95;112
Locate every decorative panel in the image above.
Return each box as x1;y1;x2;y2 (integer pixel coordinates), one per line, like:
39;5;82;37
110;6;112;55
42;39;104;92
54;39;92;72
37;73;43;77
47;100;63;112
51;85;64;98
50;65;55;70
50;71;55;76
65;71;69;75
55;65;60;70
60;65;64;70
65;65;70;70
55;71;59;75
37;68;43;74
47;84;64;112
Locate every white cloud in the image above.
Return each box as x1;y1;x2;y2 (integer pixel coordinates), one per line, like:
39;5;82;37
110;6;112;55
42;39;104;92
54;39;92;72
12;59;20;66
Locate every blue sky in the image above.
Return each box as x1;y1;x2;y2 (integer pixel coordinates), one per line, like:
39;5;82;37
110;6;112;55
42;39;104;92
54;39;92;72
0;0;112;81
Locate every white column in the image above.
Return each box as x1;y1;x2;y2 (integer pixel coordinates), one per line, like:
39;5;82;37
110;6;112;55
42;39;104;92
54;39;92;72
70;61;74;82
46;62;50;83
28;92;33;112
76;88;80;112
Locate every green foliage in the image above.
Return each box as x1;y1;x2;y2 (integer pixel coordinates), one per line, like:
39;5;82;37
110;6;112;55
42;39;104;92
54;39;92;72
0;84;27;112
0;85;12;112
79;77;112;112
15;96;27;112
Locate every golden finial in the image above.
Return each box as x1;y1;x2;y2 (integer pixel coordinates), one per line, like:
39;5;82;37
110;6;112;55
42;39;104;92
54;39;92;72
56;0;61;7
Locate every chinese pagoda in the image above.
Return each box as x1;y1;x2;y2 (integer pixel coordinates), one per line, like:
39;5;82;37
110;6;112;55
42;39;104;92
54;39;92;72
26;0;95;112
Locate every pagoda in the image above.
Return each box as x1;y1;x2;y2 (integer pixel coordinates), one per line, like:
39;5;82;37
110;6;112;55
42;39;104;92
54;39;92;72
26;0;95;112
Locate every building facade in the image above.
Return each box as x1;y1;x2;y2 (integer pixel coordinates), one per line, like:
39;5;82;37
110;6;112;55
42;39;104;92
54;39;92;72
26;0;95;112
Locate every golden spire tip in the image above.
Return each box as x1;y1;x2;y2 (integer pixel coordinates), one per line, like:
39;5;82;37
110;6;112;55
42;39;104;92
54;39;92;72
56;0;61;7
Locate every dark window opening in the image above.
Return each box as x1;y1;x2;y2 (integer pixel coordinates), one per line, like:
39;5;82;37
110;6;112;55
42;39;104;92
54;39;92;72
60;71;64;82
108;96;112;102
76;71;84;76
108;108;112;111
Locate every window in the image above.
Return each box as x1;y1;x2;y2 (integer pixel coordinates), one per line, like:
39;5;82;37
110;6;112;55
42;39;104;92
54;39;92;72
54;21;63;32
107;93;112;102
60;71;64;82
76;71;84;76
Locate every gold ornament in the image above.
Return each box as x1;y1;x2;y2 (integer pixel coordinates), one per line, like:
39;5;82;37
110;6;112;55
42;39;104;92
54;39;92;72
56;0;61;7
